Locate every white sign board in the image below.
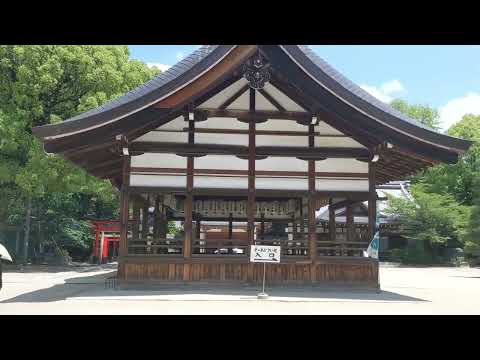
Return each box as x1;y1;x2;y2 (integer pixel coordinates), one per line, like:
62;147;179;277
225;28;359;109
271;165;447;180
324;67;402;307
250;245;281;263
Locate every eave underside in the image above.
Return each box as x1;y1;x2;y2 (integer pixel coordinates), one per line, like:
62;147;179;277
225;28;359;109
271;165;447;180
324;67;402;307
35;45;465;188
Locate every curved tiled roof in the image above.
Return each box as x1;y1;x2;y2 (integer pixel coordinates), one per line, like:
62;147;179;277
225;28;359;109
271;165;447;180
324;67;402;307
32;44;472;156
282;45;471;152
297;45;431;131
33;45;234;139
66;45;219;123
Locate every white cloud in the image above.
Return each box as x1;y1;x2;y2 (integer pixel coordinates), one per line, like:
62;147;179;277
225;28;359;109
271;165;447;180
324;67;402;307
381;79;405;94
176;52;184;61
360;79;406;103
439;92;480;131
146;63;171;72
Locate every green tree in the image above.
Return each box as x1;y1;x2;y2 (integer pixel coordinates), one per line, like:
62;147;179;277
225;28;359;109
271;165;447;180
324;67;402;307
390;99;441;131
414;114;480;206
0;45;159;262
385;184;470;263
464;178;480;257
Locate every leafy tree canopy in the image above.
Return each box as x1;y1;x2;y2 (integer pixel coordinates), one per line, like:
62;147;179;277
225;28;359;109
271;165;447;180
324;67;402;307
390;99;441;131
0;45;159;260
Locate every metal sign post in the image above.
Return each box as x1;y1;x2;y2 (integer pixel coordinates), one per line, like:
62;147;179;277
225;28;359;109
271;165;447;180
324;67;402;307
250;245;281;299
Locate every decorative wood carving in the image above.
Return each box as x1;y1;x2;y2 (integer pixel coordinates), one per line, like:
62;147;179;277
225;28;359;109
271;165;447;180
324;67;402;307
243;52;271;90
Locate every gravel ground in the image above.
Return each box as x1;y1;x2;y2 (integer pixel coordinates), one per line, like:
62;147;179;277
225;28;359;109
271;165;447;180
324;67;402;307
1;264;479;315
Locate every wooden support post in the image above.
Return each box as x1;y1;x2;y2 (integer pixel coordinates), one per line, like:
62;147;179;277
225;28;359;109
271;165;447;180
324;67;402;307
260;213;265;240
142;196;149;241
329;198;336;242
308;123;317;262
368;161;377;240
247;88;256;248
346;203;354;242
183;113;195;280
196;218;201;240
119;155;131;259
184;116;194;260
228;213;233;240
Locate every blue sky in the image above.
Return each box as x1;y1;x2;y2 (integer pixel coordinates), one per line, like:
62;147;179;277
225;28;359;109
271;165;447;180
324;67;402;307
129;45;480;131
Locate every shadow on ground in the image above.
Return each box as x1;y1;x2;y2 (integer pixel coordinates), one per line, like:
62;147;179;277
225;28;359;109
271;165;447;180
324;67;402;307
1;271;116;303
3;263;118;273
1;270;427;304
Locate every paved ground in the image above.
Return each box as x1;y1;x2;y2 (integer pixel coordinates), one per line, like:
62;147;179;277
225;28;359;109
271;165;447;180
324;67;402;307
1;264;479;314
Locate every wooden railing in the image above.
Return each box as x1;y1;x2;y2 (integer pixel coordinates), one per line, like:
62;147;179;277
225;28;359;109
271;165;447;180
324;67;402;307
128;239;183;255
126;238;368;258
255;238;309;257
192;239;248;256
317;240;369;257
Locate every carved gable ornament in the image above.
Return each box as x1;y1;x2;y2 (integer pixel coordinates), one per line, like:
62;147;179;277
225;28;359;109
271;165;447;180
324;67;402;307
243;53;271;89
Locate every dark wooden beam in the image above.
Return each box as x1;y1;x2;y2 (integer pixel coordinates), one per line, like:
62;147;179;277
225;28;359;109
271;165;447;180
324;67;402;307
119;155;131;259
247;88;256;248
329;198;336;242
130;167;369;179
195;109;312;122
368;162;377;241
258;88;286;112
182;127;348;137
130;142;372;159
346;204;354;242
228;213;233;240
218;84;250;110
308;123;317;263
184;114;194;261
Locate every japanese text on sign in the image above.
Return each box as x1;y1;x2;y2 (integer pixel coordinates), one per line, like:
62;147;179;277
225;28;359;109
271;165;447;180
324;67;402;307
250;245;281;263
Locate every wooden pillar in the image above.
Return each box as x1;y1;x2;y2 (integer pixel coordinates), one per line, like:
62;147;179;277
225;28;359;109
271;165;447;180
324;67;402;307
260;213;265;240
196;218;201;240
368;161;377;240
119;155;131;258
228;213;233;240
247;88;256;247
184;115;194;259
183;114;195;280
346;203;354;242
142;196;149;240
308;123;317;262
329;198;336;242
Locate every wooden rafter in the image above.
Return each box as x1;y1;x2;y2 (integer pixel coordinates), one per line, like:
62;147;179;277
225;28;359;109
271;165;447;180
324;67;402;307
258;88;286;112
218;83;250;109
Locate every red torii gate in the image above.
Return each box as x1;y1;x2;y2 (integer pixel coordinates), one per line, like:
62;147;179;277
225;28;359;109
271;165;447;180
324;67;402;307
91;220;120;264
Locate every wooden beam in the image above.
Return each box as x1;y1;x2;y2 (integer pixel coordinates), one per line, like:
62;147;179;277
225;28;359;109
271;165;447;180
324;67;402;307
329;198;336;242
182;127;348;137
368;162;377;241
130;167;369;179
184;116;194;260
247;88;256;248
308;123;317;263
258;88;286;112
119;155;131;259
228;213;233;240
195;108;312;122
346;204;354;242
218;84;250;109
130;142;372;159
260;213;265;240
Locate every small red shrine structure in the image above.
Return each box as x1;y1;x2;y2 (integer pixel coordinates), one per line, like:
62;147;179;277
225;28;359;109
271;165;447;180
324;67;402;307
91;220;120;263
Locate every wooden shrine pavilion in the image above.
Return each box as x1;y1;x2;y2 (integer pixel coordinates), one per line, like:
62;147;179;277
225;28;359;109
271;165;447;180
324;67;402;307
32;45;471;288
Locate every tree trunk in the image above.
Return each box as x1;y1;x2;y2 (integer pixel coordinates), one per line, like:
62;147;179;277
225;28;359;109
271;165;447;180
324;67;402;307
15;227;21;261
23;196;32;264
